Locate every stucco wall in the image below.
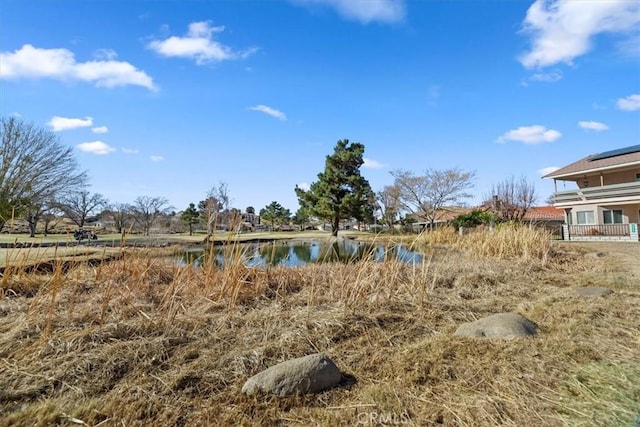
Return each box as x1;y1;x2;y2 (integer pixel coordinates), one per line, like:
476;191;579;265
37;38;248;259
577;168;640;189
566;204;640;225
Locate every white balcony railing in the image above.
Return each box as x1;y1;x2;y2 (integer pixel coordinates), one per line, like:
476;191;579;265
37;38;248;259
568;224;630;237
553;181;640;204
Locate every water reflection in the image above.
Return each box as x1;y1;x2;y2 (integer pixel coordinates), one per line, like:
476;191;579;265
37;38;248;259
180;239;423;268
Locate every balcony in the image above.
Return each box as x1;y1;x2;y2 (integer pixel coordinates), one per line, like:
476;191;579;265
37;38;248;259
568;224;630;237
553;181;640;205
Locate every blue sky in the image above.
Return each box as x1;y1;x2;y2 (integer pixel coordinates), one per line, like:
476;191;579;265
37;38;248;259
1;0;639;213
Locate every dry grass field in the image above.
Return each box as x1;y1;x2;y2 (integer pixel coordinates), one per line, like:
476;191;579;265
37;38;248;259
0;227;638;426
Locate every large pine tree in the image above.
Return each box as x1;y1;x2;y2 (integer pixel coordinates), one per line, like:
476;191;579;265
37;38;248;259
295;139;374;237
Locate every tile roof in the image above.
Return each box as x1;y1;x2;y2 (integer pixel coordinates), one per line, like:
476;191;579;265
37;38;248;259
408;206;477;223
544;145;640;179
433;207;475;222
523;206;564;221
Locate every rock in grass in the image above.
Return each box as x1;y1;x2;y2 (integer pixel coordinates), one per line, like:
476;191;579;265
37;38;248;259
242;353;342;396
454;313;537;339
585;252;605;259
576;287;613;297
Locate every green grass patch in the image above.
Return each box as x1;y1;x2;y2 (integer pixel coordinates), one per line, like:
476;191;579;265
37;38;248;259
557;362;640;426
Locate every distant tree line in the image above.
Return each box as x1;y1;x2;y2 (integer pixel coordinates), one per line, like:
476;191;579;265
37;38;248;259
0;117;176;237
1;117;540;238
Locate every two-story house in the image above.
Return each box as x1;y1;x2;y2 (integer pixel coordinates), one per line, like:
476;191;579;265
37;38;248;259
544;144;640;241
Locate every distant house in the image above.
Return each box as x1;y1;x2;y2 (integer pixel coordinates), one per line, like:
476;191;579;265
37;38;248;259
521;206;565;238
522;206;564;224
408;207;476;232
544;144;640;241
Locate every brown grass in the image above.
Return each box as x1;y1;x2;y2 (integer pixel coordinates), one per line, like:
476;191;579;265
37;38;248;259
415;225;460;246
0;237;638;426
459;223;553;262
416;224;554;262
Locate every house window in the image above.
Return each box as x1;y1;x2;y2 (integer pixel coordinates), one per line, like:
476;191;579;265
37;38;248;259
636;173;640;182
576;211;595;225
603;209;623;224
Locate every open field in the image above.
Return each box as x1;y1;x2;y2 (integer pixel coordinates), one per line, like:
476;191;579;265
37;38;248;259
0;230;638;426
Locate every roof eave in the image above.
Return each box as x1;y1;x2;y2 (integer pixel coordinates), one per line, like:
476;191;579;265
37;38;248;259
544;160;640;180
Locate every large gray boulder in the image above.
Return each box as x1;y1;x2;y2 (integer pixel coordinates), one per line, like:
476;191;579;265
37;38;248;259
455;313;537;339
242;353;342;396
575;287;613;297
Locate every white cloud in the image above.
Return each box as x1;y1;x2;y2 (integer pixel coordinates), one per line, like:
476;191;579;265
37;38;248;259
363;158;385;169
147;21;257;64
47;116;93;131
122;148;140;154
0;44;156;90
519;0;640;68
297;182;311;191
92;125;109;134
76;141;116;155
249;105;287;121
578;121;609;131
497;125;561;144
616;94;640;111
293;0;406;23
150;155;165;162
530;70;563;82
538;166;560;176
93;48;118;61
522;69;563;86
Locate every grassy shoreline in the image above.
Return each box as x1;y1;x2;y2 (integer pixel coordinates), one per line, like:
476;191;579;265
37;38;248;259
0;230;372;270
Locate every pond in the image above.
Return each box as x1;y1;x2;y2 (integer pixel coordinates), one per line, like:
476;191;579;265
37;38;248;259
179;239;424;268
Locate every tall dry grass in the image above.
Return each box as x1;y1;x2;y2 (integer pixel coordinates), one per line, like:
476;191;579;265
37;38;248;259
0;235;638;426
417;224;554;262
460;223;553;262
416;225;460;246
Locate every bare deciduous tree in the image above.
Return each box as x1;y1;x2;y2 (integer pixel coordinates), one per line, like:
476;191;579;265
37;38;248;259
0;117;86;231
41;205;63;236
25;201;45;238
102;203;134;234
131;196;171;236
391;168;476;227
24;199;60;237
377;185;402;227
198;182;230;236
486;176;538;221
57;190;108;228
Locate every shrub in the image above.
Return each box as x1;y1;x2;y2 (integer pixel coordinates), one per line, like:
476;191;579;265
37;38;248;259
452;209;497;229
